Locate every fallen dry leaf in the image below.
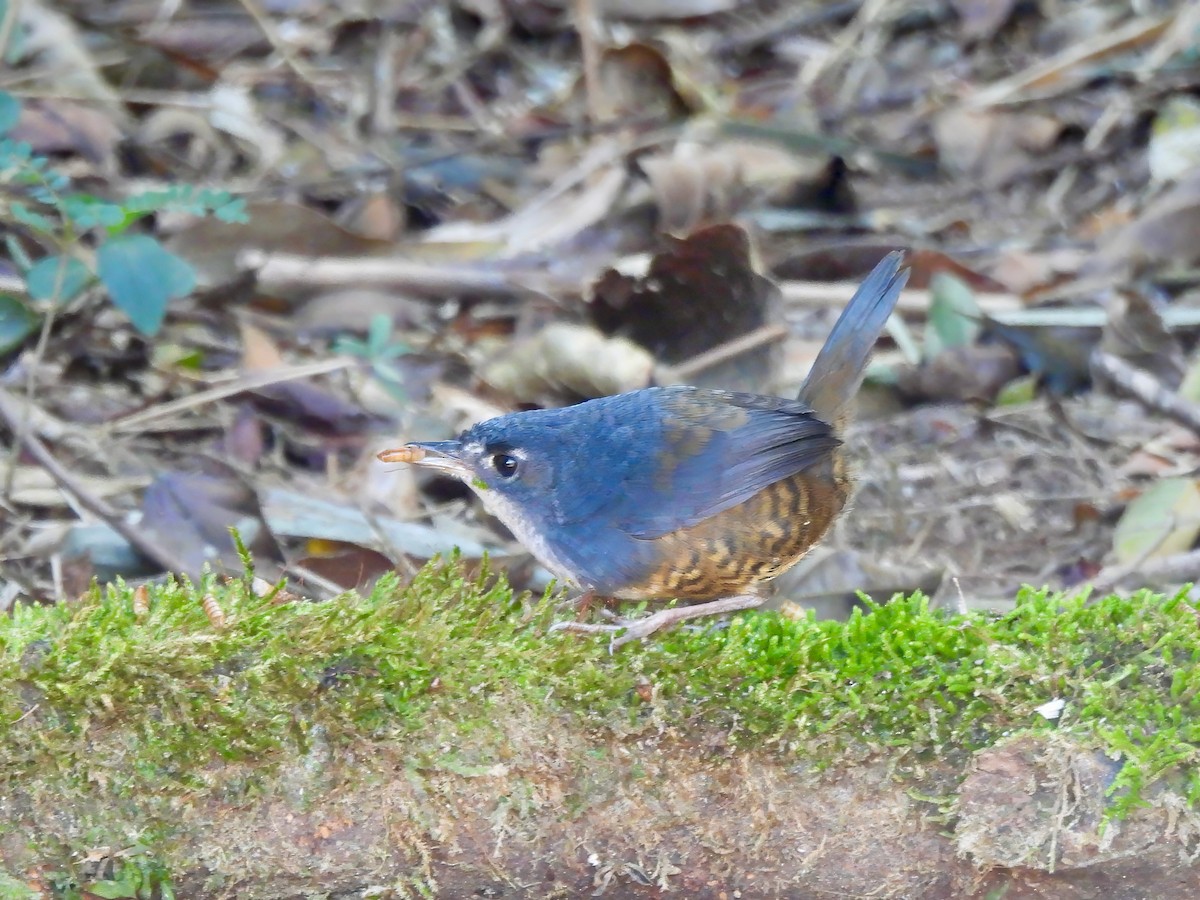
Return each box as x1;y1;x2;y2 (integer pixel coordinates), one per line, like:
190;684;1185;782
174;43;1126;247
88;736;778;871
169;201;395;291
1111;477;1200;565
950;0;1021;41
1100;290;1185;386
593;42;693;122
140;469;282;579
10;100;123;169
588;223;783;391
932;108;1062;184
1084;170;1200;275
481;322;654;405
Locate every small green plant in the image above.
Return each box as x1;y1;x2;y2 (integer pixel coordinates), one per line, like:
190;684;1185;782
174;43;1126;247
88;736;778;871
332;312;413;400
83;853;176;900
0;90;246;352
0;870;39;900
43;851;175;900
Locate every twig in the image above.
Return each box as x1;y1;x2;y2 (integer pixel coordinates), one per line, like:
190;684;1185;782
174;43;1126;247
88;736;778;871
780;281;1022;317
1088;549;1200;595
0;388;197;579
798;0;892;91
575;0;606;123
251;258;1031;319
283;562;346;598
715;0;861;55
1139;1;1200;79
245;250;572;297
0;383;74;443
1079;6;1200;154
656;324;790;384
8;248;69;497
232;0;324;91
496;126;676;230
963;15;1171;109
1091;350;1200;434
103;357;357;434
370;26;401;135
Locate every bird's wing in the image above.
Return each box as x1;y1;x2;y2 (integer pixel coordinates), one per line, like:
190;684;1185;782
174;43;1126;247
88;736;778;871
612;388;839;540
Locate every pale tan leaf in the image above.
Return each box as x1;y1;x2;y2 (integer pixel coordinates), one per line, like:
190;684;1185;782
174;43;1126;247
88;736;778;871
482;323;654;405
1112;478;1200;565
239;321;286;371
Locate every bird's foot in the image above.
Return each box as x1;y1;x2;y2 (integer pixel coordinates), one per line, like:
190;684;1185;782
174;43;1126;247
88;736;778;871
549;594;764;652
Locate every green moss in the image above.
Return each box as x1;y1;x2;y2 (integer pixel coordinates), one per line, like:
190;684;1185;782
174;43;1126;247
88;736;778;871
1;561;1198;841
50;853;177;900
0;870;40;900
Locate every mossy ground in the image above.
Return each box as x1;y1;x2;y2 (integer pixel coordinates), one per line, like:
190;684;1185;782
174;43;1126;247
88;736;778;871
1;560;1198;896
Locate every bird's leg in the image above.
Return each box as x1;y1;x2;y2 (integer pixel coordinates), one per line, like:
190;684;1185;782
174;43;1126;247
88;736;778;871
571;589;597;621
551;588;593;617
549;593;765;650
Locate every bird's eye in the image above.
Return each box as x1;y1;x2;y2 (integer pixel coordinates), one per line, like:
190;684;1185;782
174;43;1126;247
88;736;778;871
490;453;519;478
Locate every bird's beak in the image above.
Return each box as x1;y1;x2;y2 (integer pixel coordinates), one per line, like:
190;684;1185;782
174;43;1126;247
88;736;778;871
377;441;473;479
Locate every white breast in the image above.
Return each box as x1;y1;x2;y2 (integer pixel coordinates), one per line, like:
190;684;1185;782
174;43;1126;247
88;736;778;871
475;489;584;591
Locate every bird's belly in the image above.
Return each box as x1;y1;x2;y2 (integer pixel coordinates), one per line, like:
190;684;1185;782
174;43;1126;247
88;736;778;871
627;468;848;602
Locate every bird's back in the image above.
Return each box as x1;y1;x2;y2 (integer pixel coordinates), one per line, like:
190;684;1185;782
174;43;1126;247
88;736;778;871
609;253;907;600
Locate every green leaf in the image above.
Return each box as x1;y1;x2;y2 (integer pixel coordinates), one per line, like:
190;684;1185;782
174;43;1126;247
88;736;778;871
9;202;56;235
925;273;982;361
117;186;248;224
0;91;20;135
1149;95;1200;183
63;196;129;230
215;197;249;222
96;234;196;335
1178;348;1200;403
366;312;393;354
995;373;1038;406
86;878;139;899
25;254;91;304
4;234;32;270
0;870;40;900
0;136;32;165
0;294;39;354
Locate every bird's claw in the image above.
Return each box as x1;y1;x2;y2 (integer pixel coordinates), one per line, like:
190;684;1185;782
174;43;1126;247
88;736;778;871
549;594;765;652
549;610;680;652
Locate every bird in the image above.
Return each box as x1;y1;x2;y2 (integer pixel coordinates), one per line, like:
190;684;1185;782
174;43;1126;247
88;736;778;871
379;252;909;648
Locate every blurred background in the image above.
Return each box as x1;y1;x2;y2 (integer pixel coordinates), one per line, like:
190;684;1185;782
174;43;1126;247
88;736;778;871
1;0;1198;616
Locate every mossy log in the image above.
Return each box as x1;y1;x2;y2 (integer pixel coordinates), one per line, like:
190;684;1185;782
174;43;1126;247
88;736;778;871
1;564;1198;899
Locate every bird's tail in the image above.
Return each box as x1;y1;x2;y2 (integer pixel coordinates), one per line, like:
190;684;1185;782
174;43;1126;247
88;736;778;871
797;252;908;423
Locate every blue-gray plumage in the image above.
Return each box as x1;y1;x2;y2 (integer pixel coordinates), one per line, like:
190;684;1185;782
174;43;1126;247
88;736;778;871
381;252;909;646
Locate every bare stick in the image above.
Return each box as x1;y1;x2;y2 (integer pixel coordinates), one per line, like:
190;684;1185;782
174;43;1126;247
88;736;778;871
0;388;196;580
1091;350;1200;434
657;324;790;384
575;0;606;123
1089;549;1200;595
245;250;569;297
104;357;356;433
